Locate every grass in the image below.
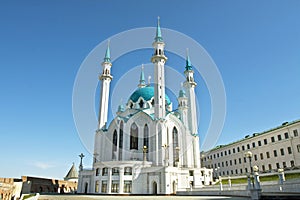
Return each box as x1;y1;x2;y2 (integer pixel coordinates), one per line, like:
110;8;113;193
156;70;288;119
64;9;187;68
23;194;36;199
215;172;300;185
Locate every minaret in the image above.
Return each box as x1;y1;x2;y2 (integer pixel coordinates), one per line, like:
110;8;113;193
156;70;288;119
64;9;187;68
183;49;198;134
138;65;146;88
98;41;113;129
151;17;168;119
177;89;188;128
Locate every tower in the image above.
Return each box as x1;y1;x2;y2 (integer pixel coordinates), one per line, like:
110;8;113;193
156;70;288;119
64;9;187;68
177;89;188;128
151;17;168;119
98;41;113;129
183;49;197;135
138;65;146;88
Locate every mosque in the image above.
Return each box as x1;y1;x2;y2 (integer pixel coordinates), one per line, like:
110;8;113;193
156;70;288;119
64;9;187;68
77;19;213;194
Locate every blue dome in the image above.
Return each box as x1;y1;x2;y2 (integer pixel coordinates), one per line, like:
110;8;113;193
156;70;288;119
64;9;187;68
129;86;171;105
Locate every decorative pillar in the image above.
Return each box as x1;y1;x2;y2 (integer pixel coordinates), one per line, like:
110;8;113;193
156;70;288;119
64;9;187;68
119;167;124;193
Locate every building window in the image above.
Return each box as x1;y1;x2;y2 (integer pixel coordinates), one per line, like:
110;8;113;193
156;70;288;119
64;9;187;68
233;148;235;153
189;170;194;176
245;168;248;173
95;168;100;176
242;145;245;151
119;121;124;160
284;132;289;139
239;158;242;164
291;160;295;167
173;127;179;166
225;161;228;166
293;129;298;137
254;154;257;161
217;153;219;158
124;167;132;175
101;181;107;193
124;181;132;193
130;123;138;150
264;139;268;145
283;162;287;168
247;144;250;149
280;148;285;156
271;137;275;143
262;165;265;172
297;144;300;153
95;181;99;193
221;152;223;156
252;142;255;148
228;149;231;154
111;181;119;193
112;130;118;160
244;157;247;163
278;135;282;141
258;141;261;146
266;152;270;158
234;159;237;165
237;147;240;152
102;168;108;176
222;162;224;167
240;169;243;174
268;164;272;170
276;163;280;169
112;167;119;176
260;153;263;160
214;154;216;159
274;150;278;157
225;151;227;156
235;169;238;174
230;160;232;166
288;147;292;154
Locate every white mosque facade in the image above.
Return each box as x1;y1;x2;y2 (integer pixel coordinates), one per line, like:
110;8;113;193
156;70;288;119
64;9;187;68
77;19;213;194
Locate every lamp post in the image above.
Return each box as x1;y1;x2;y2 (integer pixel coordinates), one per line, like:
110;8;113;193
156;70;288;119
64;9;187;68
244;151;254;189
278;168;285;191
143;146;148;163
175;147;180;167
162;144;169;166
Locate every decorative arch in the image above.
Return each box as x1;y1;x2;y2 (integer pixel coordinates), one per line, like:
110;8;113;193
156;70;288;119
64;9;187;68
112;130;117;160
172;127;179;166
119;121;124;160
130;123;138;150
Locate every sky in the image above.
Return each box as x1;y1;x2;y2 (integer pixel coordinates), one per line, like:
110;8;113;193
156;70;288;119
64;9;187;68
0;0;300;179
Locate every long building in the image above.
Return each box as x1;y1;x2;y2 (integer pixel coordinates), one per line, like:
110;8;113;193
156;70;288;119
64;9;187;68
201;120;300;178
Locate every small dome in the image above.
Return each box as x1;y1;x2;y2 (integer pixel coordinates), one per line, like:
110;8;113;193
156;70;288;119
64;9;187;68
129;86;171;105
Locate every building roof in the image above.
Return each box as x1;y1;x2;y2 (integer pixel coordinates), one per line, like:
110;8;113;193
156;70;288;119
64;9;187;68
129;86;171;105
64;163;78;180
205;119;300;152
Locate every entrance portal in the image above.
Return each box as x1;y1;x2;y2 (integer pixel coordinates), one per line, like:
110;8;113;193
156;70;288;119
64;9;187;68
152;181;157;194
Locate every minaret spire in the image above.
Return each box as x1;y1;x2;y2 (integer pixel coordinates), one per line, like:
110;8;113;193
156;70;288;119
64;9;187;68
151;17;168;119
103;40;111;63
155;16;163;42
186;48;192;70
138;64;146;88
98;40;113;129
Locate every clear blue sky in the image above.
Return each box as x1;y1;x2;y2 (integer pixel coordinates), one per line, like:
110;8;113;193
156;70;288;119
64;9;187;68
0;0;299;179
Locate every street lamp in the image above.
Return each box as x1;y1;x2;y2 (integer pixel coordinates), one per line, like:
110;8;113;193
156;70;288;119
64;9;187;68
162;144;169;166
143;146;148;162
244;151;254;189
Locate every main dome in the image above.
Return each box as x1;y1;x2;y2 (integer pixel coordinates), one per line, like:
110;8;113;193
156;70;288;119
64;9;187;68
129;86;171;105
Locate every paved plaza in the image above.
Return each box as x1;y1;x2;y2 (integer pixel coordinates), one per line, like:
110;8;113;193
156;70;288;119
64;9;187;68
38;195;248;200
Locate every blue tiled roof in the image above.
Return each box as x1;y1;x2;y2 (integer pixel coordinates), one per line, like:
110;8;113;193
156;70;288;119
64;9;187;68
129;86;171;105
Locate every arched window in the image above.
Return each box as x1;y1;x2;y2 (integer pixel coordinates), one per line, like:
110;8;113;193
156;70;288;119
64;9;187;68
112;130;117;160
173;127;179;166
139;99;144;108
130;123;138;150
144;124;149;159
119;121;123;160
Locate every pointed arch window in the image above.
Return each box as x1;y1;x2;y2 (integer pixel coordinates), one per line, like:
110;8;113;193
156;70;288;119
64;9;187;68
172;127;179;166
112;130;117;160
139;99;144;108
130;123;138;150
119;121;124;160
